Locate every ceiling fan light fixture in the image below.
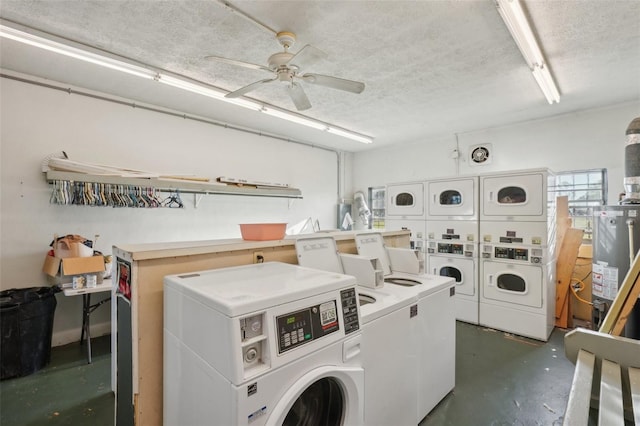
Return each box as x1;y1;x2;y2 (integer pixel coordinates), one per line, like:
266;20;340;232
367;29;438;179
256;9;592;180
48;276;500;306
496;0;560;104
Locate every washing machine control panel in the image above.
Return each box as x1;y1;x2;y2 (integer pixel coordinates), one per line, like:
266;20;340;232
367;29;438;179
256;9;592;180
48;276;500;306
277;300;339;354
275;288;360;355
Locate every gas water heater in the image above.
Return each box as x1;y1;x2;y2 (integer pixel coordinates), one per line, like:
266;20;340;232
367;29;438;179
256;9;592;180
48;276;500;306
592;117;640;338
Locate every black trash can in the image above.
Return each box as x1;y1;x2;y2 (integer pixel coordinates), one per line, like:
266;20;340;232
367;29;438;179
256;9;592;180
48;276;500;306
0;286;58;380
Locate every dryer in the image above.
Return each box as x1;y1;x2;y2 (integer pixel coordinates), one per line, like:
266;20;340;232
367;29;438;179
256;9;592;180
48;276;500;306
294;236;418;426
386;181;425;219
426;175;479;221
479;168;555;222
426;221;479;324
163;262;364;426
479;243;556;341
354;232;456;422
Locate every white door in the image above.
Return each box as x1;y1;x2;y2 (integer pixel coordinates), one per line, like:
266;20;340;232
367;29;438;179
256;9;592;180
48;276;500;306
428;256;476;296
427;178;477;219
481;173;545;219
386;182;425;218
481;261;543;308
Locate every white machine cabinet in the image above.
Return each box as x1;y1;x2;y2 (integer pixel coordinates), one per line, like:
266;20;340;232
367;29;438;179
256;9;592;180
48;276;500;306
386;182;425;218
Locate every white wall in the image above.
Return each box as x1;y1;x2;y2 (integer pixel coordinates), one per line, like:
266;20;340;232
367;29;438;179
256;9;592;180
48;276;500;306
0;77;340;345
352;102;639;205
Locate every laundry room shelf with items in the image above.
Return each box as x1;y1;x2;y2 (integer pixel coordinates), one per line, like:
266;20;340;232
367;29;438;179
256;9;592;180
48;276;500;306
45;170;303;206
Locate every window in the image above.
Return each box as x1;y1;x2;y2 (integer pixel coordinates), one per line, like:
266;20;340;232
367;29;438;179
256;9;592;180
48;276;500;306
549;169;607;241
368;187;385;229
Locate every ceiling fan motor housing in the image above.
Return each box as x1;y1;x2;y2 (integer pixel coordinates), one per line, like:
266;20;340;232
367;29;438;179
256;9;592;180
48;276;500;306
276;31;296;49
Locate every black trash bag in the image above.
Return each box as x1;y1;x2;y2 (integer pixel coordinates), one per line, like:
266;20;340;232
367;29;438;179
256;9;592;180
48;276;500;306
0;286;59;380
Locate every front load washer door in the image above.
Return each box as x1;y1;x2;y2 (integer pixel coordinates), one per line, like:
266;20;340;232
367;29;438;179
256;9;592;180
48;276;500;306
481;261;543;308
266;366;364;426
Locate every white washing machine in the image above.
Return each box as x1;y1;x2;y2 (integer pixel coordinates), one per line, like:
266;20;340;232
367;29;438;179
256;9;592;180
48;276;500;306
163;262;364;426
354;233;456;423
479;168;555;222
426;220;479;324
294;236;418;426
386;181;425;219
479;243;556;341
426;175;479;221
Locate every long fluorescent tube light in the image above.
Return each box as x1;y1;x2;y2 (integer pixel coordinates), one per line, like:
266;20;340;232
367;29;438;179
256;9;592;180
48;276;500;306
1;22;374;143
327;127;373;144
261;107;328;130
496;0;560;104
0;24;158;80
157;74;262;110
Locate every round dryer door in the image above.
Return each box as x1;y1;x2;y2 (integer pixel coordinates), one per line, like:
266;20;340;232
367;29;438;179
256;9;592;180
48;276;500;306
266;367;364;426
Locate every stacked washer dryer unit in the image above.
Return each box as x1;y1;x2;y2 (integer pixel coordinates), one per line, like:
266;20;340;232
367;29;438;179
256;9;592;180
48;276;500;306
425;175;480;324
478;168;557;341
385;181;427;257
294;236;419;426
354;233;456;423
163;262;364;426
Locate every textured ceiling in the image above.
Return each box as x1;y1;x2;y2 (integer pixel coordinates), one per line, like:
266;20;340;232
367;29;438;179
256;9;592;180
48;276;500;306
1;0;639;152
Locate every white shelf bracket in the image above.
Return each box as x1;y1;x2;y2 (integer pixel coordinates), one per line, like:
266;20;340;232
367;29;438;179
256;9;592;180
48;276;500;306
194;194;204;208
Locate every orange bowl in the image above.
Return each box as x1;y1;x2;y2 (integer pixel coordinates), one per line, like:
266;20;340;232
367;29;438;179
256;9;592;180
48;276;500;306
239;223;287;241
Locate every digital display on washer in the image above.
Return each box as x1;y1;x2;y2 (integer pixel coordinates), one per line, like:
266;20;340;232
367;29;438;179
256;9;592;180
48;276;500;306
276;301;339;354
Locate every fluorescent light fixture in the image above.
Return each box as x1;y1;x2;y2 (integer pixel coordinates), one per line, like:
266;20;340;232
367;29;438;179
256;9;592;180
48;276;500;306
157;74;262;110
496;0;560;104
1;22;374;143
261;107;328;130
0;24;157;80
327;127;373;144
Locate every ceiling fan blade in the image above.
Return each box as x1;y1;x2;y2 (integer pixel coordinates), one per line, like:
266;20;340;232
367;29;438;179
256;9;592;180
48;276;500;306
302;73;365;94
226;77;277;98
205;55;271;72
286;45;328;71
287;82;312;111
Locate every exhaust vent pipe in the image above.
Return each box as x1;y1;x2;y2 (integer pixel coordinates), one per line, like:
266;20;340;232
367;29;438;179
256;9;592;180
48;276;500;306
623;116;640;204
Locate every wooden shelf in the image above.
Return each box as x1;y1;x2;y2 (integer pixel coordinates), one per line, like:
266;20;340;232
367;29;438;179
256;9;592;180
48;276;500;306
46;171;303;199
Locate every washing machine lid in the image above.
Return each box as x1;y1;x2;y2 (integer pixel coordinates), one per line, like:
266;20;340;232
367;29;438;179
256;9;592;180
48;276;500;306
164;262;355;317
295;236;344;274
358;287;418;324
354;232;393;275
385;272;455;298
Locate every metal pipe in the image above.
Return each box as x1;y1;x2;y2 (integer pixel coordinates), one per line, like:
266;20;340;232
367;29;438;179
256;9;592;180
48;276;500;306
628;219;636;266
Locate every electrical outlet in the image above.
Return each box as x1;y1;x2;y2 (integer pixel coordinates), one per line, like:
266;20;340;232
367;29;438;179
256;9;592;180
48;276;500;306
253;251;264;264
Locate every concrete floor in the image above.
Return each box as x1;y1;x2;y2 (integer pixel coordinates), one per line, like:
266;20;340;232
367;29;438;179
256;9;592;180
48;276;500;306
0;322;576;425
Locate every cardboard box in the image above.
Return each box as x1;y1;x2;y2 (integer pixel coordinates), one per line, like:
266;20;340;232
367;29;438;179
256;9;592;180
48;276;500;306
43;254;105;284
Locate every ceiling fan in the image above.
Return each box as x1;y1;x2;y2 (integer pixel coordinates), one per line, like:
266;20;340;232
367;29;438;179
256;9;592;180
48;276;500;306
205;31;365;111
